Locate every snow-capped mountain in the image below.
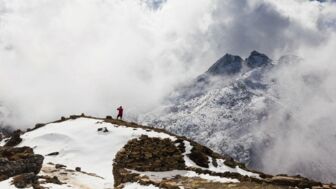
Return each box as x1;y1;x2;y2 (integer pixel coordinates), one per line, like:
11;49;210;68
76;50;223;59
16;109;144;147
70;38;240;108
1;115;326;189
140;51;276;165
140;51;336;183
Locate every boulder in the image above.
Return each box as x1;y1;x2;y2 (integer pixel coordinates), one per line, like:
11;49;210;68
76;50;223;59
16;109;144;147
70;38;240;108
0;146;44;181
113;135;185;186
46;152;59;156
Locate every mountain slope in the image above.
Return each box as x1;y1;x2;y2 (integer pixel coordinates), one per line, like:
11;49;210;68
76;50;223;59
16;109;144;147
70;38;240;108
139;51;336;183
0;115;329;188
140;51;275;165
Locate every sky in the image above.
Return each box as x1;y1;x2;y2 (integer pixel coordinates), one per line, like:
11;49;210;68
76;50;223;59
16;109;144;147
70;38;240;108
0;0;334;127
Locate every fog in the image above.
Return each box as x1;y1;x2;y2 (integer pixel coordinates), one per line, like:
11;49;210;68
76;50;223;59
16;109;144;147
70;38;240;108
256;33;336;182
1;0;336;181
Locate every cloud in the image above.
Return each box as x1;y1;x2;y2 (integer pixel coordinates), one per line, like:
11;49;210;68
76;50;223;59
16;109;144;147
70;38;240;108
1;0;336;181
0;0;333;123
0;0;215;127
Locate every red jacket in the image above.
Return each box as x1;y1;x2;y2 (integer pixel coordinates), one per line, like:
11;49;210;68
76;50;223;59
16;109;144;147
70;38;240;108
117;107;123;115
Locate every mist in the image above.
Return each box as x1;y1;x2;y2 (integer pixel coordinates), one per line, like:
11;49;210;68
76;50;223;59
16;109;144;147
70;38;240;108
1;0;336;181
255;33;336;182
0;0;216;127
0;0;333;127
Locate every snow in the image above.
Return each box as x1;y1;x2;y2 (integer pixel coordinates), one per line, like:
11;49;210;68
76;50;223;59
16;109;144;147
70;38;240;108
129;169;239;183
0;179;21;189
123;182;160;189
39;163;109;189
17;117;176;188
0;117;260;188
180;141;202;168
185;171;239;183
180;141;259;178
139;54;274;166
208;159;260;178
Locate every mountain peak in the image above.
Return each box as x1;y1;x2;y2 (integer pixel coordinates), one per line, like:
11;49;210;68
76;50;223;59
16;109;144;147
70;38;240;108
207;53;243;75
246;50;271;68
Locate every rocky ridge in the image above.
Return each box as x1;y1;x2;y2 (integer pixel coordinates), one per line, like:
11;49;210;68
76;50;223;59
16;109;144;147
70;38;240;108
0;115;335;188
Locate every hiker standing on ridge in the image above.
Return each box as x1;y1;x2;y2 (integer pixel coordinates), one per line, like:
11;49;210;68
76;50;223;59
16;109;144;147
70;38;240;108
117;106;123;120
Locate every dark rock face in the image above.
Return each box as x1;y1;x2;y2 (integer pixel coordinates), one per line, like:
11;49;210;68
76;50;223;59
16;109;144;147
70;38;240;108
207;54;243;75
0;146;44;181
46;152;59;156
4;130;22;147
55;164;66;169
97;127;109;133
113;135;185;186
246;50;271;68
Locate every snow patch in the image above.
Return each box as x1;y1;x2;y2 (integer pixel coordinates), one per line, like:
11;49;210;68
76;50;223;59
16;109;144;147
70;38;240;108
208;159;260;178
123;182;160;189
130;169;239;183
181;141;203;168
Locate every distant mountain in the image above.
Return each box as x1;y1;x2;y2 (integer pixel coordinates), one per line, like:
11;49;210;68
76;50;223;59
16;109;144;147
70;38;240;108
139;51;336;183
140;51;275;163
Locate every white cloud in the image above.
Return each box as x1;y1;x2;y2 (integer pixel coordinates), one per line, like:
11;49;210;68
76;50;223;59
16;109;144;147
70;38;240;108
1;1;336;182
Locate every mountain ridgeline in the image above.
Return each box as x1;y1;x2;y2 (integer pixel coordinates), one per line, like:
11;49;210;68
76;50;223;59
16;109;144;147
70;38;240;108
0;115;334;189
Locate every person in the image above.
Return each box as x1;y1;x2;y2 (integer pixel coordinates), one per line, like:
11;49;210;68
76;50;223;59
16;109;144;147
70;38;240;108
117;106;123;120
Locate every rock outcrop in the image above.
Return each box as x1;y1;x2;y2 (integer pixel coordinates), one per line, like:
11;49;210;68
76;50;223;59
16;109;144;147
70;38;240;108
113;135;185;186
0;146;44;181
109;117;329;189
1;115;334;189
4;130;22;147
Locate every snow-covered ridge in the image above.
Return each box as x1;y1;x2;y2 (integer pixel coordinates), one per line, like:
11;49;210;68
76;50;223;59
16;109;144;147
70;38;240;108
0;116;264;188
1;116;327;188
19;117;177;188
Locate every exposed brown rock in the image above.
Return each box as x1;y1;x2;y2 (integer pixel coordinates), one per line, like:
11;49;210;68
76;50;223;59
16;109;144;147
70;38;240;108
266;175;322;188
113;135;185;186
12;172;38;188
0;146;44;181
40;175;63;185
